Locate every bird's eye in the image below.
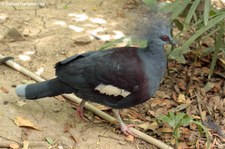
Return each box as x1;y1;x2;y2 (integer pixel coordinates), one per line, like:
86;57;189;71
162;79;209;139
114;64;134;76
161;35;170;41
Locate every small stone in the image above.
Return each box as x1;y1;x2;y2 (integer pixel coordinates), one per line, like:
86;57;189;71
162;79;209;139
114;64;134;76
60;136;72;147
4;28;24;40
22;27;40;36
0;13;8;23
73;35;92;45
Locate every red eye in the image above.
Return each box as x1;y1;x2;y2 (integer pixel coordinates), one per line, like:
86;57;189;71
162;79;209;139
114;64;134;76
161;35;169;41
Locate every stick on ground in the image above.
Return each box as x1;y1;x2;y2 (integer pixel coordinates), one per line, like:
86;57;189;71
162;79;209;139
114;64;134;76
0;54;173;149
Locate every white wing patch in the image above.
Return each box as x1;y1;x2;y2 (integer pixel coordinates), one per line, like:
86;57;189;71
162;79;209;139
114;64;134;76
95;84;130;97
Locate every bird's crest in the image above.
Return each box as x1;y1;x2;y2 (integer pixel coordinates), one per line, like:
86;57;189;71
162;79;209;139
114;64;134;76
136;12;172;40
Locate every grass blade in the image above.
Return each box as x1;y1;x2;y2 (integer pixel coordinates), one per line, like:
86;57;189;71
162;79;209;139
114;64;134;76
208;21;224;78
170;12;225;62
204;0;211;25
185;0;201;24
171;0;191;20
143;0;157;6
160;0;180;13
143;0;158;12
98;37;127;50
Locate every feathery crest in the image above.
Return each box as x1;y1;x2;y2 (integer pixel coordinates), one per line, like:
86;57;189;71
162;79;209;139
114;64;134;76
134;12;172;41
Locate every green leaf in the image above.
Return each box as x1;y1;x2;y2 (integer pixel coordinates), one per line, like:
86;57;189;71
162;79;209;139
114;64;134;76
204;0;211;25
170;12;225;63
45;137;54;145
169;47;187;63
174;19;184;31
171;0;191;20
209;21;224;78
178;114;192;127
143;0;157;6
98;37;127;50
160;0;180;13
158;113;176;128
201;47;215;56
185;0;201;24
192;121;211;148
204;82;215;92
184;13;224;49
143;0;158;12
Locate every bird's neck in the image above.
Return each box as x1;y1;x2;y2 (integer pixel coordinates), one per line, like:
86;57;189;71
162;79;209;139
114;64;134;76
138;42;167;97
146;42;166;61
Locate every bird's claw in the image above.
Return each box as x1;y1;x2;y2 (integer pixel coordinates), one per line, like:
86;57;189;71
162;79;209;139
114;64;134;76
120;124;135;136
75;107;87;121
76;108;84;119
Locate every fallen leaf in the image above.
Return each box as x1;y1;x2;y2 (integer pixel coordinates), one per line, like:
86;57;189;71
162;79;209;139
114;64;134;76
203;118;225;137
13;117;40;130
138;122;149;131
176;93;186;103
172;91;177;101
155;90;170;98
148;122;159;131
123;109;145;120
213;80;223;93
155;108;167;117
16;100;26;107
150;99;163;107
177;80;187;91
169;104;189;112
204;82;215;92
147;110;156;117
174;84;180;93
0;86;9;93
63;123;71;133
138;122;159;131
9;143;20;149
70;134;78;144
170;138;176;145
157;127;173;133
126;135;134;142
201;67;209;74
92;103;111;110
177;142;189;149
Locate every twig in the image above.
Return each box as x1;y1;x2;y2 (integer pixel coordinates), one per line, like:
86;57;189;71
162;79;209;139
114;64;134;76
0;135;22;146
196;91;204;122
0;54;173;149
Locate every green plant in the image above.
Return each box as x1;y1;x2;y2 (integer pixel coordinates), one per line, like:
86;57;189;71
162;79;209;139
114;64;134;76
144;0;225;77
99;0;225;77
157;112;210;148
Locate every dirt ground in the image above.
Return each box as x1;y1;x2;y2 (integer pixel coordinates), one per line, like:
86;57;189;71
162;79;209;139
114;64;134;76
0;0;225;149
0;0;153;148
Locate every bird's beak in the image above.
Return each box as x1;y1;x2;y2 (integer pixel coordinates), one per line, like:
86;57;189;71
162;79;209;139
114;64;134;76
170;39;177;46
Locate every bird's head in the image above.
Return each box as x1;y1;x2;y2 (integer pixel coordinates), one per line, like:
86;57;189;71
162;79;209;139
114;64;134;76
134;13;176;47
148;17;176;46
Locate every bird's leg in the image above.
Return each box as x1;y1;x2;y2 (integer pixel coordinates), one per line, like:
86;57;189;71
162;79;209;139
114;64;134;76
112;109;134;136
76;100;86;119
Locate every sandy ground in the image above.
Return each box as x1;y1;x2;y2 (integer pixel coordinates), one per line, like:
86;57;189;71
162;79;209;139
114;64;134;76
0;0;153;148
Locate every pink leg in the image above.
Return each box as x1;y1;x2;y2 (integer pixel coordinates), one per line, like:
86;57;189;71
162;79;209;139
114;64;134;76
113;109;135;136
76;100;86;119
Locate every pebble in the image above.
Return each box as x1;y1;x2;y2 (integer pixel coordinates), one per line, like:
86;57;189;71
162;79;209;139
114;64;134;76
73;35;92;45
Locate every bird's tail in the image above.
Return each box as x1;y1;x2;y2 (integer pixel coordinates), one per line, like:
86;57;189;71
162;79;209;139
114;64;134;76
16;78;74;99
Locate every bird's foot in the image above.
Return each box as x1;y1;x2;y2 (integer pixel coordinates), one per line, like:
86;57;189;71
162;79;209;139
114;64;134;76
75;106;87;121
75;100;87;120
120;124;135;136
76;107;84;119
